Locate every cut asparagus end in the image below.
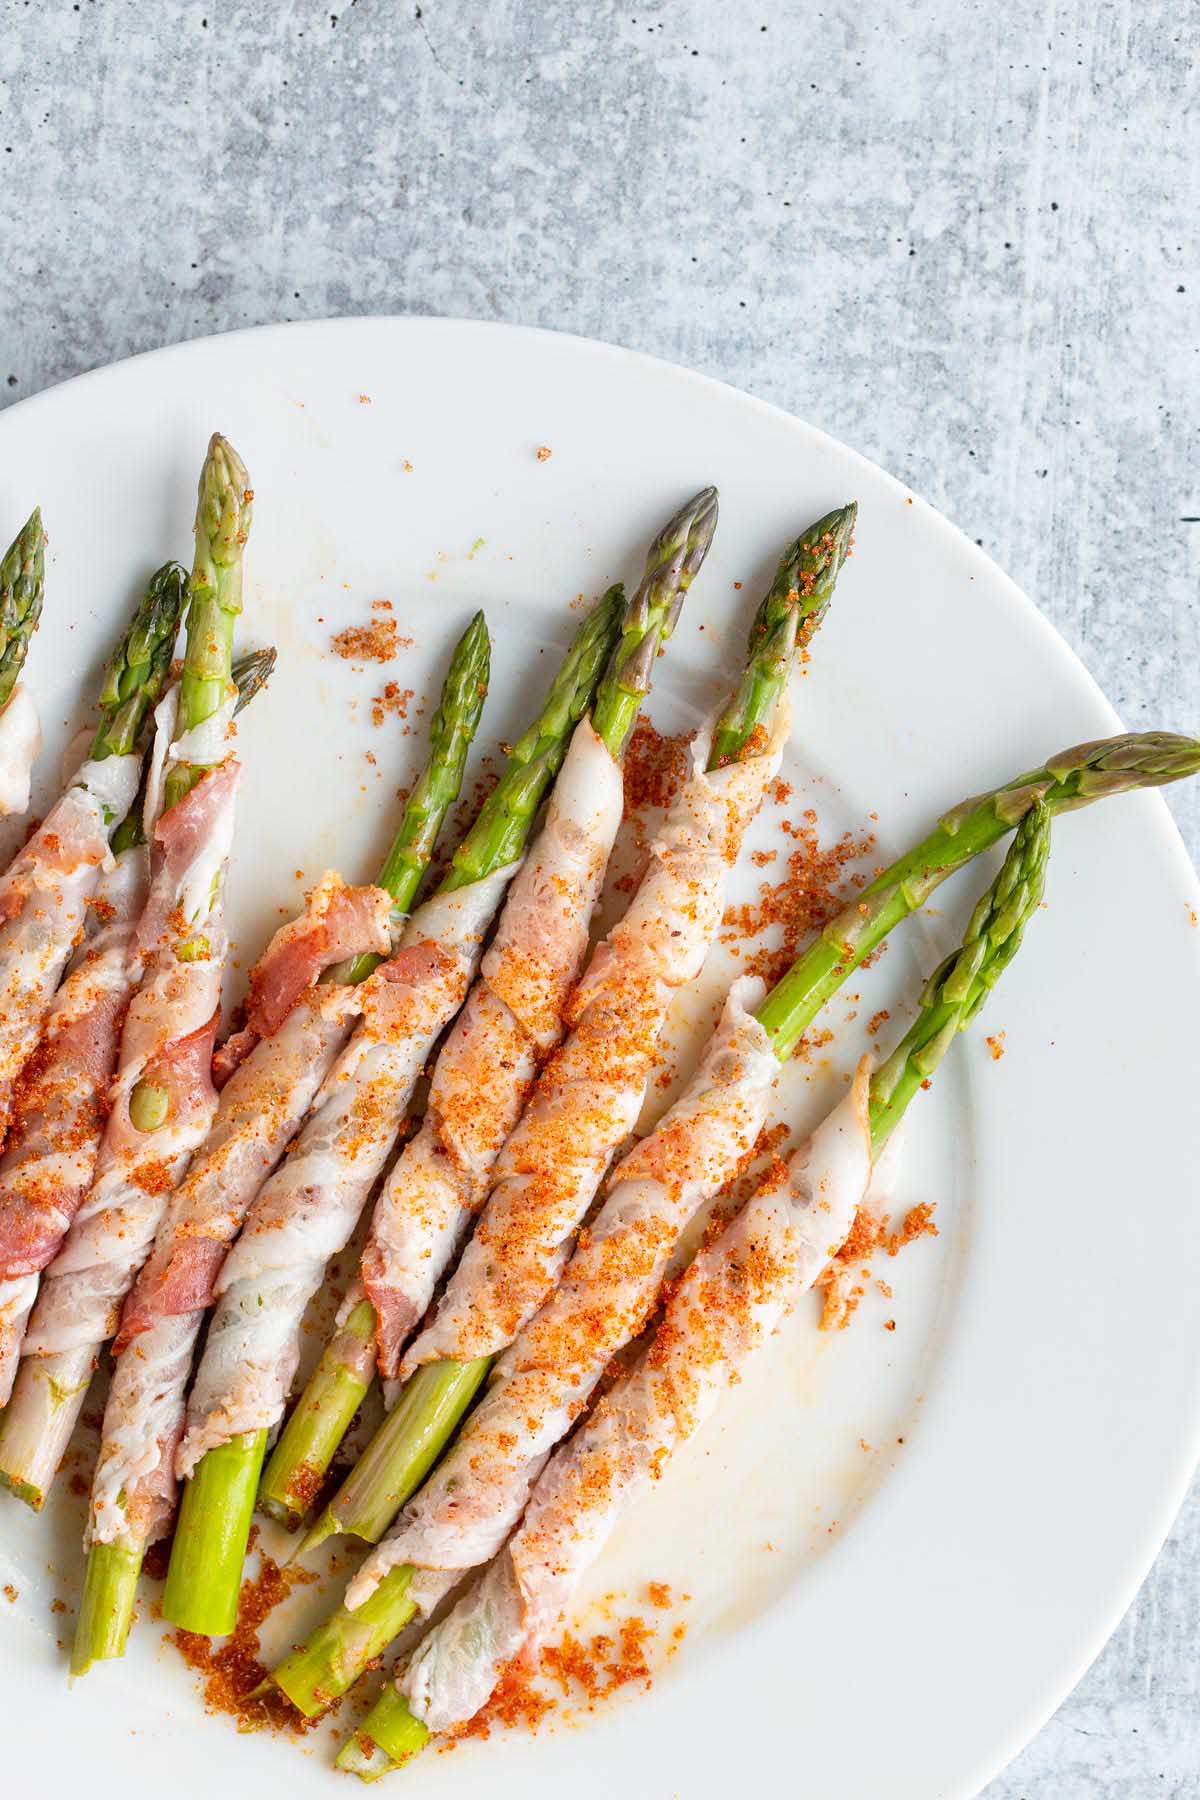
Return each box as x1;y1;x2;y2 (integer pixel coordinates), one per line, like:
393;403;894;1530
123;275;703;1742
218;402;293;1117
258;1299;377;1528
299;1356;490;1557
336;1688;430;1779
0;1469;43;1509
70;1538;144;1676
0;1343;95;1509
161;1430;267;1636
270;1565;418;1718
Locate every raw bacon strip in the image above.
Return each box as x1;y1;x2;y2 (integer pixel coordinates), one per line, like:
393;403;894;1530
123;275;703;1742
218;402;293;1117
0;683;41;819
0;748;141;1146
360;717;626;1380
399;1067;874;1736
400;706;789;1377
213;871;392;1083
174;862;518;1479
0;845;149;1403
348;978;778;1609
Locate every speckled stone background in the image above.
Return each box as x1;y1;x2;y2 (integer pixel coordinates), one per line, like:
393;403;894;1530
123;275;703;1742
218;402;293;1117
1;1;1196;1792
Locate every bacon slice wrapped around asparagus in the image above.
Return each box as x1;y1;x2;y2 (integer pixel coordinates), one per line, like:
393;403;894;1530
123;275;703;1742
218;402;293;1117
337;804;1053;1775
298;507;853;1564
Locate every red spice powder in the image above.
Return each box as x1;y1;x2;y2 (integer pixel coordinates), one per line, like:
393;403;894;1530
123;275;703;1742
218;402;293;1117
818;1200;939;1330
720;818;875;996
622;719;691;819
370;682;415;729
459;1608;670;1742
331;617;411;664
171;1555;318;1734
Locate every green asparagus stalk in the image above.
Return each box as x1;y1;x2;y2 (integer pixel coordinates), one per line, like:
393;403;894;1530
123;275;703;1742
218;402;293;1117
590;486;718;756
162;434;252;811
868;800;1048;1149
256;587;629;1528
754;732;1200;1059
89;562;189;764
69;1539;143;1680
340;609;493;982
338;1690;429;1779
709;504;855;768
0;508;46;712
290;504;845;1570
336;804;1054;1782
230;644;277;715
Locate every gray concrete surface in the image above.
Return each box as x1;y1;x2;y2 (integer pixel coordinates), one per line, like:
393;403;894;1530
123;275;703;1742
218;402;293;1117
1;1;1196;1791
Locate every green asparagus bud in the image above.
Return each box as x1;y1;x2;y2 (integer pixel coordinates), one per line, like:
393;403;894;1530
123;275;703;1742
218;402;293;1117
591;486;719;756
709;503;855;769
0;507;46;712
868;801;1050;1146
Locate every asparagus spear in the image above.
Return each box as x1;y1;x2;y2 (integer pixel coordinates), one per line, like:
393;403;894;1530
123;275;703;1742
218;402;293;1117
0;507;45;714
258;492;719;1531
164;589;633;1637
708;504;853;767
589;486;719;756
293;504;850;1565
336;806;1053;1779
163;435;250;809
92;562;190;761
754;730;1200;1059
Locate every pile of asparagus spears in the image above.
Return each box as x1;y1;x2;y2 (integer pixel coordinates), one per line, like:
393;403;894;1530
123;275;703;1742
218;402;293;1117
0;438;1196;1784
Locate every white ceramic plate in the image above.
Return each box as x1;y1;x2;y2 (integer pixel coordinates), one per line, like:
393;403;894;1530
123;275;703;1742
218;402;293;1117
0;320;1197;1799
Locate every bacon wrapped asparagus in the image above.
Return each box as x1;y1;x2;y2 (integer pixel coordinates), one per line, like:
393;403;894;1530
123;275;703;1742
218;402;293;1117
260;488;722;1528
0;508;46;819
0;436;253;1509
337;804;1054;1774
0;535;190;1155
270;724;1200;1715
0;643;271;1407
298;507;853;1565
161;531;695;1638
